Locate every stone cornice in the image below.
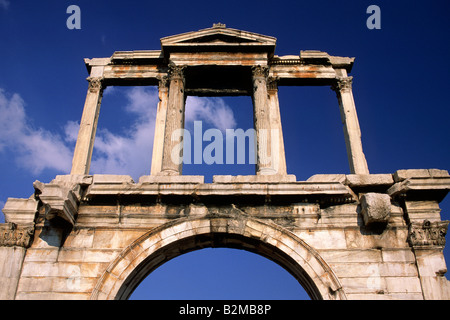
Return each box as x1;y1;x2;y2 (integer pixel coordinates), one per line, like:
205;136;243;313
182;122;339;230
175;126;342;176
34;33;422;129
33;176;91;226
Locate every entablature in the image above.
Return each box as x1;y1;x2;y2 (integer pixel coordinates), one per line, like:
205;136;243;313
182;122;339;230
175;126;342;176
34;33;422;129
82;25;355;89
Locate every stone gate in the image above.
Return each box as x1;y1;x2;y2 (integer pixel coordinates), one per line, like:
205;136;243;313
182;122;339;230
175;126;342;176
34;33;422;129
1;24;450;300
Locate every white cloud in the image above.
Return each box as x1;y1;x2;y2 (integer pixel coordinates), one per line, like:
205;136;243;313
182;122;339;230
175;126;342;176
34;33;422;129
90;88;237;180
0;89;72;174
185;96;236;132
0;87;237;180
89;87;159;180
64;120;81;143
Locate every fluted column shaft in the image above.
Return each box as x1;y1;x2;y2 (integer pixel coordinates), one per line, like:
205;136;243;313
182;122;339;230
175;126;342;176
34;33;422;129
332;77;369;174
150;76;169;175
71;77;104;175
160;65;186;175
267;77;287;175
252;66;277;175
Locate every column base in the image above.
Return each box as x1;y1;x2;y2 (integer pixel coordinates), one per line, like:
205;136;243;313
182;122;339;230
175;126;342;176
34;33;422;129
257;167;278;175
158;169;181;176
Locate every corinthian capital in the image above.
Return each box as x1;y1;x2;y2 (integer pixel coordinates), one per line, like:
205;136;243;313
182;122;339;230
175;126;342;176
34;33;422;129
0;222;34;248
408;220;449;248
168;63;186;81
252;65;269;79
87;76;104;93
267;76;279;92
158;75;169;89
331;77;353;93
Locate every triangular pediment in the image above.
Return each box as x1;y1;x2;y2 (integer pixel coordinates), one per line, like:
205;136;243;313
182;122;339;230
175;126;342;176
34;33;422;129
178;33;259;44
161;24;277;50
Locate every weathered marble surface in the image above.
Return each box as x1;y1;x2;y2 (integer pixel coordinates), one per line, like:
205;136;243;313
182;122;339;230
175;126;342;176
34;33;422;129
1;169;449;300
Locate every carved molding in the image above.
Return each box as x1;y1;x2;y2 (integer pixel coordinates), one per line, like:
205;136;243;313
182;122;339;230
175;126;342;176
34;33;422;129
212;22;226;28
0;222;34;248
331;77;353;93
270;58;303;65
408;220;449;248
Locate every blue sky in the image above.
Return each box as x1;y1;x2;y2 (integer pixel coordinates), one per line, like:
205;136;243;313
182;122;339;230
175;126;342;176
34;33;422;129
0;0;449;300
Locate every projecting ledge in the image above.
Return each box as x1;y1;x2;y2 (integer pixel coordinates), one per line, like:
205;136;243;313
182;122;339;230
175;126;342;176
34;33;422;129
212;175;297;183
139;175;205;184
84;176;352;198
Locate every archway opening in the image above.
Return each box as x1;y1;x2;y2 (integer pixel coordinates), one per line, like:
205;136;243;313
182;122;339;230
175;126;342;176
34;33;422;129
91;85;158;180
113;232;326;300
182;95;256;182
91;217;345;300
128;247;311;300
278;86;349;180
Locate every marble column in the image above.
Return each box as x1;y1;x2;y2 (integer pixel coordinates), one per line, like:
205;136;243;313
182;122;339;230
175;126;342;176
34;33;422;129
252;66;277;175
332;77;369;175
70;77;104;175
160;64;186;175
150;76;169;175
267;77;287;175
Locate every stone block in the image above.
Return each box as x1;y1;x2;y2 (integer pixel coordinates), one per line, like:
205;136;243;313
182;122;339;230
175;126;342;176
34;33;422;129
319;249;382;263
37;184;79;225
345;174;394;187
53;174;93;186
212;174;296;183
306;174;346;183
93;174;134;184
2;198;38;225
381;249;415;263
385;277;422;294
394;169;430;182
139;175;204;184
360;193;391;226
393;169;449;182
344;227;408;249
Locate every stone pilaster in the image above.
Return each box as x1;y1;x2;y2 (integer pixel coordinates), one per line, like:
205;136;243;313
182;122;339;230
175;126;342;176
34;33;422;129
252;65;277;175
0;199;37;300
407;219;450;299
160;64;186;175
331;77;369;175
392;171;450;300
151;76;169;175
71;77;105;175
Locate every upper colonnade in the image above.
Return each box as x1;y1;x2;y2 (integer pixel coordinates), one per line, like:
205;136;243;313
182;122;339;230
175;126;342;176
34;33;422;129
70;23;369;178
